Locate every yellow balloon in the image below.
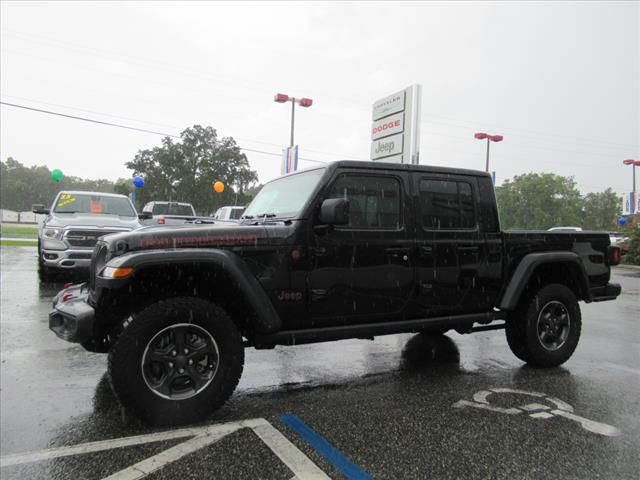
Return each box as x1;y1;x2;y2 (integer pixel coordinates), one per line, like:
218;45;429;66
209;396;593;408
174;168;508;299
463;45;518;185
213;181;224;193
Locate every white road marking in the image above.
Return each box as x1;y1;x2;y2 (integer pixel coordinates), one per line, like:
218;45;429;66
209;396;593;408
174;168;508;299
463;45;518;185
520;403;551;412
454;388;620;436
551;409;621;437
252;420;331;480
103;432;231;480
0;418;330;480
0;425;215;468
530;412;554;419
452;399;521;415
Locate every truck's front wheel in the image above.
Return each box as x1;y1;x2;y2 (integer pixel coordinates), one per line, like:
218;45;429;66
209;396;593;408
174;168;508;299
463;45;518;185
108;297;244;426
506;284;581;368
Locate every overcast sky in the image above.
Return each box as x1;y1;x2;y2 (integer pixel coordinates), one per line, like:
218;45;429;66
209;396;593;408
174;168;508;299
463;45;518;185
1;1;638;196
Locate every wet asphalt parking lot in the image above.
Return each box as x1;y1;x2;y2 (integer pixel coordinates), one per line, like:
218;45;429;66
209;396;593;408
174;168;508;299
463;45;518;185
1;245;639;479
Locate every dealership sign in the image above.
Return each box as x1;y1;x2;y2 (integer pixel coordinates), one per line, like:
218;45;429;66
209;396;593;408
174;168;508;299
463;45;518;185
370;85;422;164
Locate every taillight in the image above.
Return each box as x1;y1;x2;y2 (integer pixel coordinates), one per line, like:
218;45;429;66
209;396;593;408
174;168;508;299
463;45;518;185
157;216;165;225
608;246;621;266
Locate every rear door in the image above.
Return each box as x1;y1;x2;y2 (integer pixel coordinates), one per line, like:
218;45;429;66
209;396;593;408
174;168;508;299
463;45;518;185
413;174;490;315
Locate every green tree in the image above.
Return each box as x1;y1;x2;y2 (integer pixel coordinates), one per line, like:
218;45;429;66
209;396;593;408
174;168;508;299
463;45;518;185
624;223;640;264
113;178;134;197
495;172;582;230
581;188;621;230
1;157;121;212
125;125;258;214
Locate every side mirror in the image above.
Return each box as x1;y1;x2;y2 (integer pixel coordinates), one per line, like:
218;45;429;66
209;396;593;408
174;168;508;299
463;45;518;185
138;212;153;220
319;198;349;225
32;204;50;215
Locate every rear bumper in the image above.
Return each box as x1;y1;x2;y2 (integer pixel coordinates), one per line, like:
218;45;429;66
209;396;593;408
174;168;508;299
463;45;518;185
590;283;622;302
49;283;95;343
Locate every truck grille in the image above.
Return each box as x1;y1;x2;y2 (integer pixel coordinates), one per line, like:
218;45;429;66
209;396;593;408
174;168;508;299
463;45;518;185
65;230;120;248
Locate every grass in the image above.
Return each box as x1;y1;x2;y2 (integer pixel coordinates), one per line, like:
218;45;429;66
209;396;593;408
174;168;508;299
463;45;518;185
0;239;37;247
0;223;39;238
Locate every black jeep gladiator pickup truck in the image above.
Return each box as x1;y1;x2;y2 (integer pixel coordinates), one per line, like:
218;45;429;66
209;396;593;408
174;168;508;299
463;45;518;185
49;161;622;425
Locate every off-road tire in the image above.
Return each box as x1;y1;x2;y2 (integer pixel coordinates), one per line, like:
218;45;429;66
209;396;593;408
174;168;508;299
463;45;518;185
108;297;244;426
506;283;581;368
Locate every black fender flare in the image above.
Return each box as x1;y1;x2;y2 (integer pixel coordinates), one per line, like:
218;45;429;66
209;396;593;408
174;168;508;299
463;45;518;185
499;252;591;311
98;248;282;333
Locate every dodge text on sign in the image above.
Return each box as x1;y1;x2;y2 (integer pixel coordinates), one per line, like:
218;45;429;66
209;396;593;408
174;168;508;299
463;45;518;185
371;112;404;140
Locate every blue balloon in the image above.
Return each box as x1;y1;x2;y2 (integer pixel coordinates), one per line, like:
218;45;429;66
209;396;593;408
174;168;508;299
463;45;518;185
618;216;627;226
133;176;145;188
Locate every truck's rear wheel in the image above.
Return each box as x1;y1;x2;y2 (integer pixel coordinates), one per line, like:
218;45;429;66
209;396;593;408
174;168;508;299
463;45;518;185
108;297;244;426
506;284;581;367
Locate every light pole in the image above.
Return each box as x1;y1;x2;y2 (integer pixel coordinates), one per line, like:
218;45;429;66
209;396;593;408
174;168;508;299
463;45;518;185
623;159;640;215
474;132;504;172
274;93;313;147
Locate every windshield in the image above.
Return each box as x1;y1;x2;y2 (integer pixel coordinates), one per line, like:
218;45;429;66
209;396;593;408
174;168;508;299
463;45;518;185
151;203;195;216
243;168;325;219
53;192;136;217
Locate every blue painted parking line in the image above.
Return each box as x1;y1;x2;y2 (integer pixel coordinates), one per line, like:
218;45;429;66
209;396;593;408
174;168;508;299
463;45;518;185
280;414;372;480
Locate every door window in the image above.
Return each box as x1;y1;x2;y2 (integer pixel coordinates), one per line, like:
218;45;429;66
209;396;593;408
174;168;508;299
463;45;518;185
419;179;476;229
326;175;402;229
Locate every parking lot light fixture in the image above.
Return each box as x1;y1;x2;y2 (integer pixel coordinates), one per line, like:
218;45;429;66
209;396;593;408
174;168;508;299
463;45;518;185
274;93;313;147
623;159;640;196
475;132;504;172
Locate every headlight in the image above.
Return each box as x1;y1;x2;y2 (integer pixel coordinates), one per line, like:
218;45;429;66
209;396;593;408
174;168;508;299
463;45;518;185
43;228;64;240
101;266;134;279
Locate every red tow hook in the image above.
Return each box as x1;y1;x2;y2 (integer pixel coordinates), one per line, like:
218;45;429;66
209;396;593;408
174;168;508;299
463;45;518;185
62;283;75;302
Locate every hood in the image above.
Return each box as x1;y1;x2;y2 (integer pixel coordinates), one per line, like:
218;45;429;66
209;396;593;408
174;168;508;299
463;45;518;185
47;213;141;230
101;221;299;256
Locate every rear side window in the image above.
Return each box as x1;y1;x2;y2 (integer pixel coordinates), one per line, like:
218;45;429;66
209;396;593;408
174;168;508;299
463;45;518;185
419;179;476;229
152;204;194;216
326;174;402;229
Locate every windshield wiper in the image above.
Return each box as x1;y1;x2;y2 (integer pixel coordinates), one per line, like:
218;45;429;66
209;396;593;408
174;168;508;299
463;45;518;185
257;213;277;218
241;215;254;219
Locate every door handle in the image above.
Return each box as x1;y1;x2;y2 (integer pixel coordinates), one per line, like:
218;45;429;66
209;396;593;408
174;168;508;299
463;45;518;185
420;246;433;254
385;247;410;254
457;246;479;252
385;247;410;261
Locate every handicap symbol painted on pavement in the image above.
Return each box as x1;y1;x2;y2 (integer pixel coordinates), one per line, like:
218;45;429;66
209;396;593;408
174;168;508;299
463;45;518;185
453;387;620;437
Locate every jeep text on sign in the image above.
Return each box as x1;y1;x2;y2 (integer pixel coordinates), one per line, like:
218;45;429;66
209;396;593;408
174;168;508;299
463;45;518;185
371;133;404;160
371;112;404;140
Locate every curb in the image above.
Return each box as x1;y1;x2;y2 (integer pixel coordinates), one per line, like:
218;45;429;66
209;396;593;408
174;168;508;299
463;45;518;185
616;264;640;270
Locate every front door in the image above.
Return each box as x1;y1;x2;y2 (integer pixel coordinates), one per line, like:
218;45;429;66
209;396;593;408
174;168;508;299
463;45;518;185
308;171;414;325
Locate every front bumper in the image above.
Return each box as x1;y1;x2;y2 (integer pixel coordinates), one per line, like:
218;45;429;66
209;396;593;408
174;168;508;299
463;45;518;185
41;247;93;270
49;283;95;343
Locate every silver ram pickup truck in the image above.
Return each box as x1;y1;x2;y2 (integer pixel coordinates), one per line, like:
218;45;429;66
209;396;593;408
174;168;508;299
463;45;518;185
32;191;142;281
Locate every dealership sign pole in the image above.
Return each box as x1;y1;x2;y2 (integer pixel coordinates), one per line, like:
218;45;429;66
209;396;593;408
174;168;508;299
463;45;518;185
370;85;422;164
